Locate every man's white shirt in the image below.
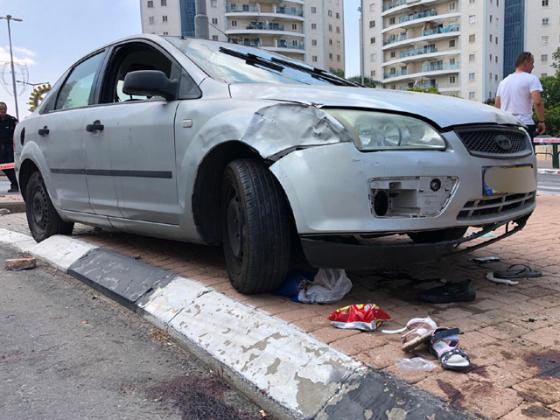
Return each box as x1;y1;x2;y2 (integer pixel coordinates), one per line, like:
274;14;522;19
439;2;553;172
496;72;543;125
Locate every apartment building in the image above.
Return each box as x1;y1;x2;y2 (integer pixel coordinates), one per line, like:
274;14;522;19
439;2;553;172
140;0;345;72
363;0;504;102
524;0;560;77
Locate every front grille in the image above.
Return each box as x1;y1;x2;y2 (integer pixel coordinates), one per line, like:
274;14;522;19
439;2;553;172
457;192;535;220
454;126;531;157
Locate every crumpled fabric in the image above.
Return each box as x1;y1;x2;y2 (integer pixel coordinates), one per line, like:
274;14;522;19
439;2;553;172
297;268;353;304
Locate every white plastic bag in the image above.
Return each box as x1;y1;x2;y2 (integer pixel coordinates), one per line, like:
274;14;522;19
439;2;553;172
297;268;352;304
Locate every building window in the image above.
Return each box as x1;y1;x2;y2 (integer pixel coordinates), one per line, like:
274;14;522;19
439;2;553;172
542;0;549;5
370;70;375;77
312;39;317;46
369;20;375;28
311;23;317;30
542;54;548;63
490;34;493;42
329;39;333;45
231;20;237;27
389;17;396;25
469;54;475;63
369;4;375;12
328;10;332;17
449;39;456;47
211;0;217;7
495;74;498;81
489;15;493;23
292;23;297;30
329;53;333;60
469;91;475;100
148;16;155;24
163;31;169;35
469;34;475;43
161;0;166;5
450;58;456;65
391;51;396;58
469;72;475;81
162;15;168;22
328;24;332;31
490;54;493;61
212;35;218;40
542;36;549;45
450;76;456;84
489;72;493;80
211;17;218;24
312;56;317;62
495;56;498;63
336;12;340;19
469;15;476;24
147;0;153;7
495;36;498;45
336;26;340;33
543;18;549;25
370;37;375;44
469;0;475;3
337;54;341;62
449;2;456;11
311;7;316;13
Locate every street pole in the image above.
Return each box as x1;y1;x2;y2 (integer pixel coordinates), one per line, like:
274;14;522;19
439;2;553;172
1;15;23;120
359;0;364;85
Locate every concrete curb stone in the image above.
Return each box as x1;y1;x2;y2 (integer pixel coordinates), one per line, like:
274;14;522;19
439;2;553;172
0;228;474;419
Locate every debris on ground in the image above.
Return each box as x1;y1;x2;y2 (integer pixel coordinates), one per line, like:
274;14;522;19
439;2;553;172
5;256;37;271
276;268;352;304
472;256;500;264
396;357;436;371
418;279;476;303
0;208;10;216
328;303;390;331
486;264;542;286
400;317;438;352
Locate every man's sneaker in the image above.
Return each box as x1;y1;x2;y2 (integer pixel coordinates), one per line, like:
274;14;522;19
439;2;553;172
8;185;19;193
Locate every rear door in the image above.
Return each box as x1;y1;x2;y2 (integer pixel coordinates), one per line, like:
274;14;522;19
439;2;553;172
35;50;106;213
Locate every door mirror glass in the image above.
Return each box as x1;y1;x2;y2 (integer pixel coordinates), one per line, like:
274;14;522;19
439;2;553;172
122;70;177;101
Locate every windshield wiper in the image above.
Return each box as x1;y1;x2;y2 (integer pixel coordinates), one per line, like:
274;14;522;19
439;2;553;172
270;57;360;87
219;47;284;72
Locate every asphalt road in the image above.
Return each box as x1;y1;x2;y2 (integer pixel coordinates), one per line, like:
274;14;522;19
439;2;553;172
538;172;560;195
0;245;262;420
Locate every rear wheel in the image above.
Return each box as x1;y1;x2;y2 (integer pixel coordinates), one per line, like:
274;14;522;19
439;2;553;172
408;227;467;244
221;159;291;294
25;171;74;242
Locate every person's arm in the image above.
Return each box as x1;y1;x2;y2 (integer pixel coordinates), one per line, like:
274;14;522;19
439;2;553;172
495;96;501;109
531;90;546;134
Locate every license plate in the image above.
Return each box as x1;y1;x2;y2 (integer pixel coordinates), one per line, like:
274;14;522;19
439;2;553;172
483;166;536;196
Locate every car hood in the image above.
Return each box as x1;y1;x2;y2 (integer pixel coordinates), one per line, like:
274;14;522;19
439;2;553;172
229;84;520;129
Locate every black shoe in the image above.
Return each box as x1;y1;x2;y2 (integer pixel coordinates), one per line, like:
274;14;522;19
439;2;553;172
8;185;19;193
418;279;476;304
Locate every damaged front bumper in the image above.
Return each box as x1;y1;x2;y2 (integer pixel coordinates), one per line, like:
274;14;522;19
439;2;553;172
300;216;529;269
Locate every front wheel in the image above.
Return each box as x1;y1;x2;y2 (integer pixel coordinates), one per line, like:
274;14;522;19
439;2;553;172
25;171;74;242
221;159;292;294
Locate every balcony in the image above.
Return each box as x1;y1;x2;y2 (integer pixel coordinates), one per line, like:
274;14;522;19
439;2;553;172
226;3;304;18
400;9;437;24
383;0;407;12
400;45;437;58
383;62;459;82
423;23;460;36
383;24;460;50
384;33;408;46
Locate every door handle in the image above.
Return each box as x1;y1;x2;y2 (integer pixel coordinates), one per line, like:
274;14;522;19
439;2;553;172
86;120;104;133
38;126;49;136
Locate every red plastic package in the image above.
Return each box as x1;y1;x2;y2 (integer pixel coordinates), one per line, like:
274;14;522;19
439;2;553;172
328;304;391;331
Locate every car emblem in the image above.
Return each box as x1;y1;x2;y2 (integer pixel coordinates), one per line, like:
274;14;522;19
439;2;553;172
494;134;513;151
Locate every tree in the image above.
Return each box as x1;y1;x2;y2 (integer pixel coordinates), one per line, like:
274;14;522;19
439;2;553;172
552;47;560;75
540;47;560;135
329;68;345;79
347;76;378;88
407;86;440;94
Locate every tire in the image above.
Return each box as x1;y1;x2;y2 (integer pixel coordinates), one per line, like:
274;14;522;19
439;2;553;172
221;159;292;294
25;171;74;242
408;227;467;244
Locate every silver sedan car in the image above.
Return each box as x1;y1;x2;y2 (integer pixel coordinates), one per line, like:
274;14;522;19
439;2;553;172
14;35;537;293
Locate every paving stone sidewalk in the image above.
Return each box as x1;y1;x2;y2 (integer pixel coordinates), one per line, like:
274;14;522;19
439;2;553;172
2;195;559;419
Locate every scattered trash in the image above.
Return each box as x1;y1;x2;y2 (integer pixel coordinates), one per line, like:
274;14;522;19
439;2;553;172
481;232;497;239
418;279;475;303
486;272;519;285
298;268;353;304
401;317;438;352
0;208;10;216
5;256;37;271
328;304;390;331
275;268;352;304
396;357;436;372
472;256;500;264
429;327;471;372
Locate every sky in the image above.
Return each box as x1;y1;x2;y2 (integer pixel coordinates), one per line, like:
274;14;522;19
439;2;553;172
0;0;360;119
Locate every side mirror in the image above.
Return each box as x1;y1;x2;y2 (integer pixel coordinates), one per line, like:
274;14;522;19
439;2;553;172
123;70;177;101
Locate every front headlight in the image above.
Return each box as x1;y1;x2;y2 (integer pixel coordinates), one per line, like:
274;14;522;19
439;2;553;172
324;109;446;151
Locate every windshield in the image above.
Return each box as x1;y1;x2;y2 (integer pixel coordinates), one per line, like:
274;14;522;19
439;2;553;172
166;37;353;86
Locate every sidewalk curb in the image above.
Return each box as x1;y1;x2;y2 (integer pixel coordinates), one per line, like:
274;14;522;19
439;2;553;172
537;168;560;175
0;199;25;213
0;228;472;420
